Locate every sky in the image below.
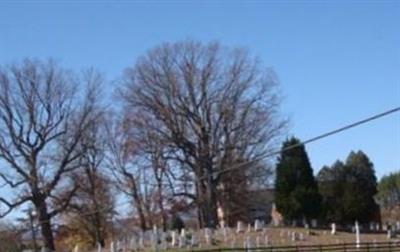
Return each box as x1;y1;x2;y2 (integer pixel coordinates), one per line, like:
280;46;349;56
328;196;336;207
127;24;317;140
0;0;399;220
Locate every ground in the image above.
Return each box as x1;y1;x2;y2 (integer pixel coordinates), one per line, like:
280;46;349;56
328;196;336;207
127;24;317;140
189;227;399;249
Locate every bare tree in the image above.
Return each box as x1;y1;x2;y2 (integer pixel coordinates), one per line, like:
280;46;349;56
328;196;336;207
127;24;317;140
0;60;100;251
120;41;286;228
66;110;115;248
106;119;149;231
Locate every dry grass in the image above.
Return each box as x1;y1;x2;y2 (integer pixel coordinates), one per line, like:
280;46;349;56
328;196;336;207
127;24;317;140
191;227;398;249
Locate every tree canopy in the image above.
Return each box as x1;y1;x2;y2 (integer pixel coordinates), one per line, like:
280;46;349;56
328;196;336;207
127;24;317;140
274;137;321;224
377;171;400;208
317;151;379;224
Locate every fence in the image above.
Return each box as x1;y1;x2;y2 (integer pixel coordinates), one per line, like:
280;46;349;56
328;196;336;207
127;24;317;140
192;241;400;252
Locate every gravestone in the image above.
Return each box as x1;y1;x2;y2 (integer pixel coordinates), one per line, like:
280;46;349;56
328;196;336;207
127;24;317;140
247;223;252;233
222;227;228;242
256;236;260;247
264;235;270;246
376;223;380;231
110;241;115;252
138;233;144;249
230;237;236;248
73;245;79;252
355;221;360;249
331;223;336;235
236;221;245;233
220;220;226;229
244;236;251;249
97;242;102;252
190;234;197;247
171;231;177;247
205;228;212;245
396;221;400;231
116;240;121;251
311;219;317;228
178;234;185;248
254;219;263;231
387;229;396;239
129;237;136;250
291;232;297;242
299;233;304;241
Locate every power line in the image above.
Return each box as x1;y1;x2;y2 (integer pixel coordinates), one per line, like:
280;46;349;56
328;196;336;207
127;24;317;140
202;106;400;180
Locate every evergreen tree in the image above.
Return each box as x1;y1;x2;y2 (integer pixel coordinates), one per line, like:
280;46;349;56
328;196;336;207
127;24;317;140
342;151;379;223
318;151;379;225
317;161;347;224
377;171;400;208
274;137;321;224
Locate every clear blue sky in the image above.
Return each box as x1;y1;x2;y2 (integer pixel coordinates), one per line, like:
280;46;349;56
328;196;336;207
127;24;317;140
0;1;399;210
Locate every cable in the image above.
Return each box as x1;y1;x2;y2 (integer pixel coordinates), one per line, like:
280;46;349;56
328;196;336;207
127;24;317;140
201;106;400;180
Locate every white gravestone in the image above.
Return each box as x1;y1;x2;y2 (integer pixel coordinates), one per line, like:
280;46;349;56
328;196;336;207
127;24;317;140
204;228;212;245
244;236;251;249
116;240;121;251
139;233;144;249
331;223;336;235
97;243;102;252
230;237;236;248
129;237;136;250
311;219;317;228
254;219;263;231
355;221;360;248
222;227;228;242
178;234;185;248
247;223;252;233
256;236;260;247
291;232;297;242
73;245;79;252
237;221;245;233
264;235;270;246
110;241;115;252
181;229;187;247
190;234;197;247
171;231;177;247
387;229;396;239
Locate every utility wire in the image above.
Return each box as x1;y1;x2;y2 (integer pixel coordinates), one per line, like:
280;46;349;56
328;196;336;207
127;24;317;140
203;106;400;180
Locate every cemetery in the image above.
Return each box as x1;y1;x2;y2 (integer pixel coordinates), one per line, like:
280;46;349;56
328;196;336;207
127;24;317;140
66;220;400;252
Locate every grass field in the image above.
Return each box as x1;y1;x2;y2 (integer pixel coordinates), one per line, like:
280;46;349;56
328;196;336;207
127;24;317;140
189;227;398;249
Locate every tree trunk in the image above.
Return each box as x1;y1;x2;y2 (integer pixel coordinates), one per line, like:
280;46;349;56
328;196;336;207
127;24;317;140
157;183;168;231
137;204;147;231
198;175;218;228
132;192;147;231
35;200;55;251
205;177;219;228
